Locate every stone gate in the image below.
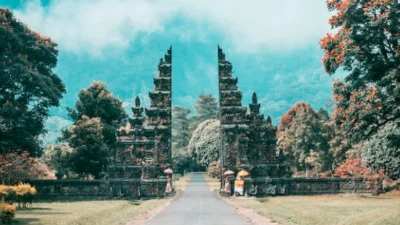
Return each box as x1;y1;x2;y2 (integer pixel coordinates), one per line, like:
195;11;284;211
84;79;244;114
29;46;381;199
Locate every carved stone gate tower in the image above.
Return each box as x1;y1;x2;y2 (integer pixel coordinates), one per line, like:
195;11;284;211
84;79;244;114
109;47;172;196
218;46;291;194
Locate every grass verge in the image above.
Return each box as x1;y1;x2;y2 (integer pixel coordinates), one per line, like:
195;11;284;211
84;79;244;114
205;174;400;225
14;173;192;225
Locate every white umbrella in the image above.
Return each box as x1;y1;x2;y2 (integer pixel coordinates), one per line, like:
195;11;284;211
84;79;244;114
164;168;173;174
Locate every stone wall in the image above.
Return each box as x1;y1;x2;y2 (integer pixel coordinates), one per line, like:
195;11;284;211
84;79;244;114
29;179;167;200
226;177;382;196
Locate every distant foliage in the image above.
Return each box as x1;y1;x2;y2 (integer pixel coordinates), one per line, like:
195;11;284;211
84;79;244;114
63;116;108;178
0;8;65;155
188;119;221;166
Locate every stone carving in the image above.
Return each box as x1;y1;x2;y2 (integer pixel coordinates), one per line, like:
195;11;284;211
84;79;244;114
112;47;172;181
218;46;290;186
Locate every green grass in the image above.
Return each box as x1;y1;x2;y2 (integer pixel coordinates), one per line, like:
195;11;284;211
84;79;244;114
227;192;400;225
13;199;168;225
206;175;400;225
13;173;192;225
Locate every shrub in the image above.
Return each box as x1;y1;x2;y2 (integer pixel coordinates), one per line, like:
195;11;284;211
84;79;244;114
207;161;221;179
0;186;16;204
334;158;384;193
0;203;16;224
15;183;36;208
0;184;36;208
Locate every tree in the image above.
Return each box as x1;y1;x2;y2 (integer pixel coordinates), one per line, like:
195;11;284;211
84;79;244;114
194;94;218;121
63;116;108;178
188;94;218;137
41;143;73;178
0;8;65;155
320;0;400;144
362;119;400;179
0;151;51;184
67;81;126;148
305;150;322;177
172;106;191;148
172;150;192;176
327;121;351;164
188;119;221;167
277;103;333;176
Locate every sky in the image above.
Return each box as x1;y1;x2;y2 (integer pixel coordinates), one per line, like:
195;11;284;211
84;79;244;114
1;0;343;146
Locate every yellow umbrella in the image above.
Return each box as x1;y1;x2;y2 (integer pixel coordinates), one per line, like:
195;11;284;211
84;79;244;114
237;170;249;177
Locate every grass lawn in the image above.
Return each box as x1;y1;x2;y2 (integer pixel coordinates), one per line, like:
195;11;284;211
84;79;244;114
14;199;168;225
206;176;400;225
13;173;192;225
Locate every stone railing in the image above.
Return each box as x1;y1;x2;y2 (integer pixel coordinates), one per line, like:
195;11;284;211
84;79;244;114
225;177;382;196
28;179;167;200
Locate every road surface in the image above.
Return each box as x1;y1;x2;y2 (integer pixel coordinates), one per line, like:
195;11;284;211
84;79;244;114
146;173;251;225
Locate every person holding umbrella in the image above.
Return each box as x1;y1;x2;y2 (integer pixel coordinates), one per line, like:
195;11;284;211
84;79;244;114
234;170;249;196
223;170;234;195
164;168;173;196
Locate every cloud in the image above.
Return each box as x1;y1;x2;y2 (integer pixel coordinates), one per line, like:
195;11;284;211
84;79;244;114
175;95;196;109
14;0;331;56
15;0;178;57
40;116;73;147
122;81;151;115
174;0;331;52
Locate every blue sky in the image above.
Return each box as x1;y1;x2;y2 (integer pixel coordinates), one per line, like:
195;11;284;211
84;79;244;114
1;0;341;145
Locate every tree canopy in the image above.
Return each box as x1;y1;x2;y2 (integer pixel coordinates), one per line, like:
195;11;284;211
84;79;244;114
66;81;126;147
63;116;108;178
0;8;65;155
194;94;218;121
172;106;191;148
188;119;221;166
321;0;400;144
277;103;333;175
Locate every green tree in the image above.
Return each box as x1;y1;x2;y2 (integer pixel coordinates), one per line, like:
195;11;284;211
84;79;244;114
188;94;218;136
67;81;126;148
172;106;191;148
320;0;400;144
188;119;221;167
327;121;351;165
42;142;73;178
0;8;65;155
63;116;108;178
194;94;218;121
362;119;400;179
277;103;332;176
172;149;192;176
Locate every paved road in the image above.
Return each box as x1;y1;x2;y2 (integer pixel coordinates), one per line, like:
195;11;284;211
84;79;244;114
146;173;251;225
